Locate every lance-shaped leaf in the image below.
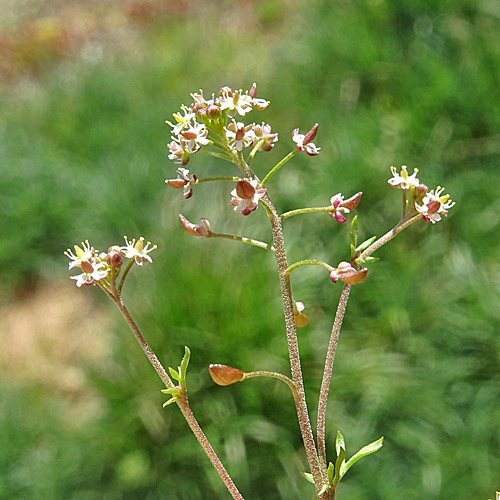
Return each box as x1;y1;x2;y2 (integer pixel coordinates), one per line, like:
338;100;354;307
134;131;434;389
301;472;315;485
356;235;376;253
350;216;358;259
339;436;384;480
333;431;346;486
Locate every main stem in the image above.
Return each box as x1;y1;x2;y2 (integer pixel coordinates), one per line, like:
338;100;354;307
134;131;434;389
316;284;351;472
264;194;326;493
110;292;244;500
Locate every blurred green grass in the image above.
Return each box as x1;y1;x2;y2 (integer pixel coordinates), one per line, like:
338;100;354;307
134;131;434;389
1;0;499;499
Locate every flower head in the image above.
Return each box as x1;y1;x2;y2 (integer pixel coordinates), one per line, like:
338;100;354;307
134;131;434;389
292;123;320;156
121;237;157;266
330;262;368;285
415;186;455;223
388;165;420;190
165;167;198;199
329;192;362;223
230;179;266;216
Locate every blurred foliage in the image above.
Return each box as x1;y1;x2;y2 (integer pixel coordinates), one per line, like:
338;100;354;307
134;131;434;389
1;0;499;499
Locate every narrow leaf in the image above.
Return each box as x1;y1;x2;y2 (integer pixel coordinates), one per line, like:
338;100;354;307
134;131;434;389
350;216;358;249
301;472;315;485
327;462;334;485
169;367;181;382
162;397;178;407
356;236;376;252
335;431;345;456
333;446;346;486
180;346;191;378
340;436;384;479
318;484;329;495
161;387;181;395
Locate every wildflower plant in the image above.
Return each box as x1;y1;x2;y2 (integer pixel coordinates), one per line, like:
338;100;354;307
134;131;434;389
65;84;454;499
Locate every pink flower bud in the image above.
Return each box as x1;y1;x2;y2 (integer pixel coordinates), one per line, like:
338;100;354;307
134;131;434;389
219;86;233;97
207;103;221;119
235;179;256;200
249;82;257;98
209;364;245;386
107;247;123;268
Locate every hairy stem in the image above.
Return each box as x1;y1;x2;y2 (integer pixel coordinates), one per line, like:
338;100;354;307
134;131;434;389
102;287;244;500
243;370;298;399
208;232;275;253
359;213;422;261
286;259;334;277
317;284;351;472
281;206;334;220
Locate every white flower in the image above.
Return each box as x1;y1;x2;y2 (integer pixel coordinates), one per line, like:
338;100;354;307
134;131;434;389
166;105;196;136
121;237;157;266
388;165;420;190
64;240;95;270
292;124;320;156
219;90;253;117
226;121;254;151
70;260;109;287
415;186;455;223
230;179;266;216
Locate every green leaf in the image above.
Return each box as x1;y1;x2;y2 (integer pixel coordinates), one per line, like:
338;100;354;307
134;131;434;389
169;367;181;382
161;387;181;395
340;436;384;480
318;484;329;495
356;235;376;252
333;431;346;486
179;346;191;381
350;216;358;249
162;397;178;407
327;462;334;485
335;431;345;456
363;256;379;263
301;472;315;485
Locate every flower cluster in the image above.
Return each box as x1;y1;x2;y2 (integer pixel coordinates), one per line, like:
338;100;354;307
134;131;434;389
388;165;454;223
65;237;156;287
165;84;275;165
292;123;320;156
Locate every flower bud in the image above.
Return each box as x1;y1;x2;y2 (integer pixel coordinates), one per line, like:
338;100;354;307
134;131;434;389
249;82;257;98
207;103;221;119
415;183;428;197
235;179;256;200
303;123;319;145
209;364;245;386
219;86;233;97
107;247;123;268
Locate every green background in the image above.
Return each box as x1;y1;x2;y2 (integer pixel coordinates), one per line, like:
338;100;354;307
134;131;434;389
1;0;499;499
